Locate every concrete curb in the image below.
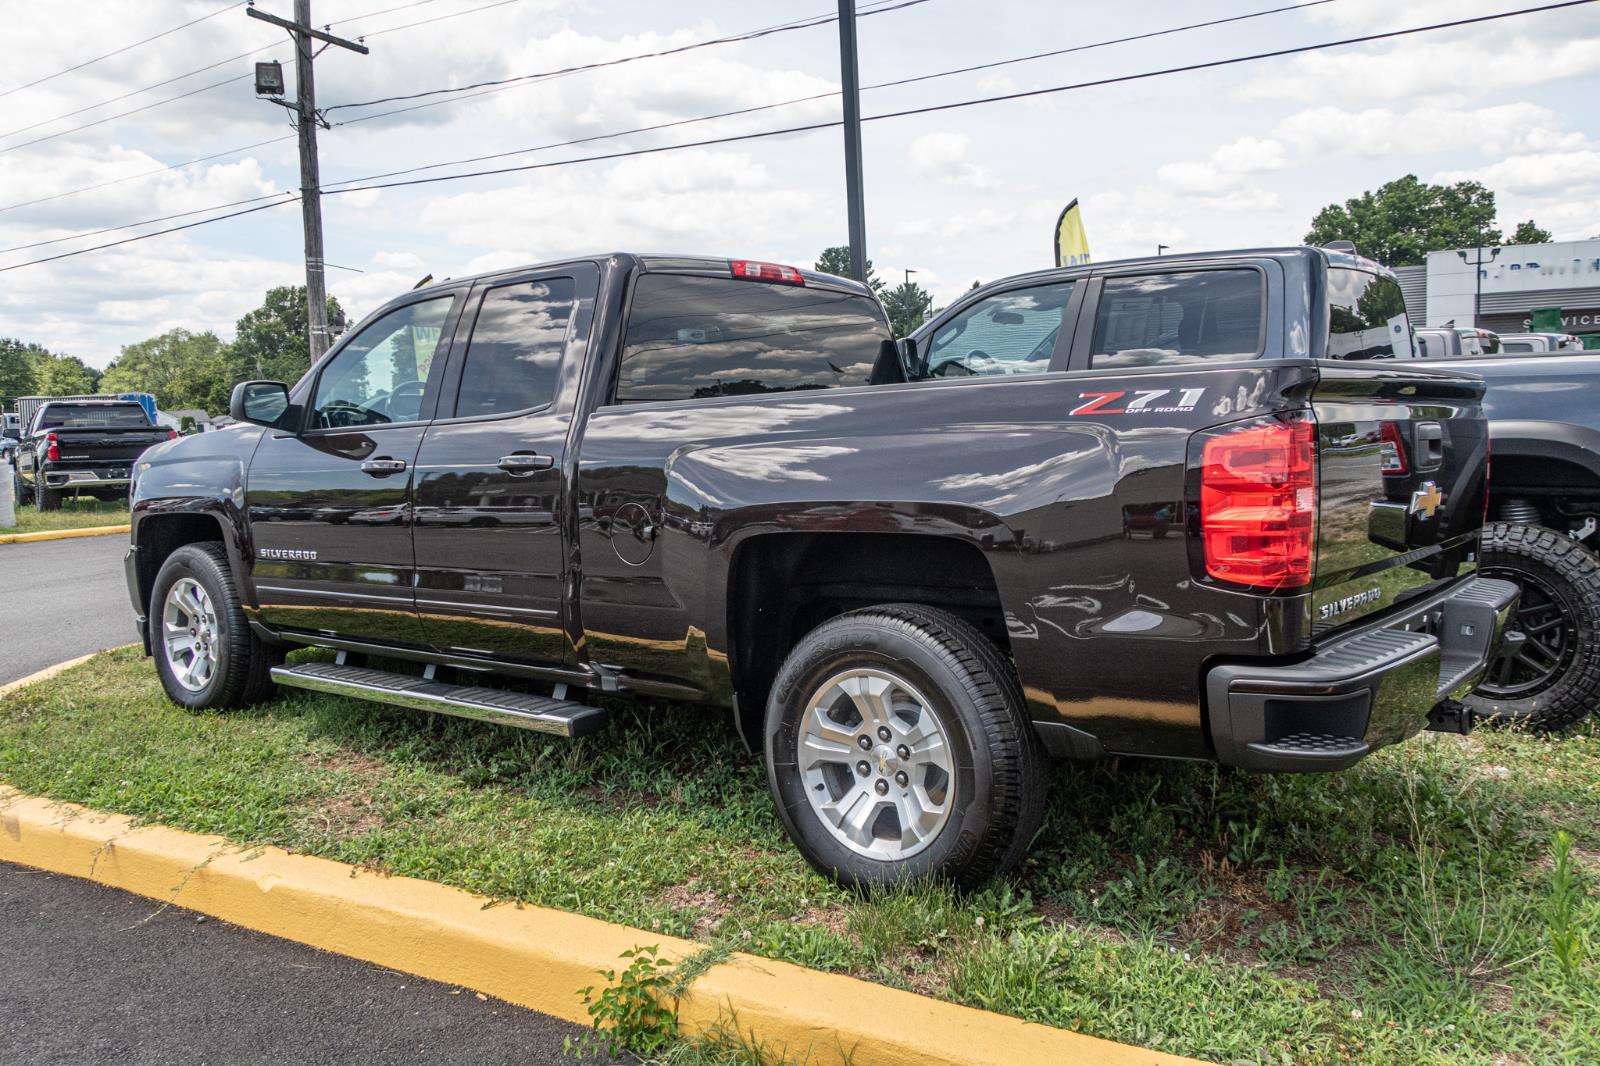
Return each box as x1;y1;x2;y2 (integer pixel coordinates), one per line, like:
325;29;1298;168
0;651;107;698
0;524;129;545
0;656;1202;1065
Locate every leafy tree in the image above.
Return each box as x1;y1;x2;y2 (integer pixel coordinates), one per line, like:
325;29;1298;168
815;246;885;295
31;352;99;396
882;279;933;336
230;285;344;386
1510;219;1553;245
0;338;41;411
1305;175;1503;266
99;329;232;413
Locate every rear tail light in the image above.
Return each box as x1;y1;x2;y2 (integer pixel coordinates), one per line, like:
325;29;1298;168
730;259;804;285
1199;415;1317;590
167;428;178;440
45;432;59;462
1378;421;1409;475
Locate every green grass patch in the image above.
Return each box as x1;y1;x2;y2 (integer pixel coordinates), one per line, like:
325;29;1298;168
2;495;128;533
3;648;1598;1064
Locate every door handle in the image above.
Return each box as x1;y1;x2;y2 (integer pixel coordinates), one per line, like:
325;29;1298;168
498;452;553;475
360;457;408;476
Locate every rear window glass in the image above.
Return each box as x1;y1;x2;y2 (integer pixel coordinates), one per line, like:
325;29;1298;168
34;404;150;430
1501;340;1534;353
616;275;889;404
1326;269;1409;360
454;277;576;418
1090;270;1262;368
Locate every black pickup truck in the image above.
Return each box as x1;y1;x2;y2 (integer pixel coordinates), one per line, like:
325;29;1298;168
14;399;173;511
124;248;1513;887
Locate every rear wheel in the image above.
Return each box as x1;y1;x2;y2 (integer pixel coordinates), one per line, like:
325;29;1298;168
150;542;282;709
36;483;60;511
1464;523;1600;731
765;604;1046;890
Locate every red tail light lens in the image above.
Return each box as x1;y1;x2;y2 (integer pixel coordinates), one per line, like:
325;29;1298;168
45;432;59;462
730;259;804;285
1200;417;1317;590
167;428;178;440
1378;421;1409;476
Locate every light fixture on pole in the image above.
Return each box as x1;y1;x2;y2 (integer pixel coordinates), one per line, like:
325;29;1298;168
254;61;285;96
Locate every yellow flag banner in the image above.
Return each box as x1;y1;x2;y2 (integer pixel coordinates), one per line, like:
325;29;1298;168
1054;199;1091;268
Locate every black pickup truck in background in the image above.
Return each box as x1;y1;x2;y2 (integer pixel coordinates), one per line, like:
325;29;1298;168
14;399;174;511
123;248;1512;887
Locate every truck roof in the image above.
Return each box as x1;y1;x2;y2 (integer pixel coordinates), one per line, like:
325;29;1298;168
416;253;879;300
959;245;1392;295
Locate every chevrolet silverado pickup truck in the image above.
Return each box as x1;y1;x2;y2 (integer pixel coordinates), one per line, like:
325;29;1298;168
125;248;1513;887
14;398;173;510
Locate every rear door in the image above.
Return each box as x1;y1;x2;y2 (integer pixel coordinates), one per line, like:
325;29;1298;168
1311;267;1486;633
246;292;460;647
411;264;596;665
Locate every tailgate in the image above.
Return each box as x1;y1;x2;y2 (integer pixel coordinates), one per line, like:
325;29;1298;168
1311;364;1487;634
46;429;169;463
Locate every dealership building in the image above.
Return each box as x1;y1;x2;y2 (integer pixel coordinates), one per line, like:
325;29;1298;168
1392;237;1600;349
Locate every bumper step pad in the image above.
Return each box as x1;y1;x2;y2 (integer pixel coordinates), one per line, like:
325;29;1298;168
270;662;607;737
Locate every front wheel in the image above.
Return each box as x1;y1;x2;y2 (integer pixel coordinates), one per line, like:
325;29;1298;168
765;604;1047;891
1464;523;1600;731
150;542;282;709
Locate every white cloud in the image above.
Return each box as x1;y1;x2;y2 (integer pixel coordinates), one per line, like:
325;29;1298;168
908;132;998;190
1275;103;1590;158
1434;150;1600;197
1156;137;1284;194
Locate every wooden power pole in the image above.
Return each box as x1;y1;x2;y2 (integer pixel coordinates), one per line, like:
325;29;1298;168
247;2;368;360
836;0;867;285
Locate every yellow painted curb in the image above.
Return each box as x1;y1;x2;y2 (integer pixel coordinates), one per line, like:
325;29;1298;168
0;651;107;698
0;785;1201;1066
0;523;129;544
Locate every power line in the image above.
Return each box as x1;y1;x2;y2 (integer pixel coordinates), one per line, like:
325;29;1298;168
360;0;525;39
325;0;928;114
0;1;247;101
0;192;296;256
3;0;1592;273
0;73;252;156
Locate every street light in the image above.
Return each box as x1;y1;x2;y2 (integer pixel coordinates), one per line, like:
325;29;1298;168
1157;244;1170;256
1458;235;1500;328
254;60;285;97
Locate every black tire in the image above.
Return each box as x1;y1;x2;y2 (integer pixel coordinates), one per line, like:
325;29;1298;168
1464;523;1600;731
149;542;283;709
765;604;1047;891
10;467;30;506
36;483;60;511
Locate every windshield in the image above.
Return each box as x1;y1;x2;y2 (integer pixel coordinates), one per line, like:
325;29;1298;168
34;403;151;431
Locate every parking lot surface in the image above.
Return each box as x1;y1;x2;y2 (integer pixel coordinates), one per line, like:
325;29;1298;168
0;535;134;685
0;861;600;1065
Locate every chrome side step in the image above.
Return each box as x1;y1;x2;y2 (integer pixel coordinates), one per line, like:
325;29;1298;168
270;662;608;737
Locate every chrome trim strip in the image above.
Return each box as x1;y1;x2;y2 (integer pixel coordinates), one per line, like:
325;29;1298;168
254;585;410;603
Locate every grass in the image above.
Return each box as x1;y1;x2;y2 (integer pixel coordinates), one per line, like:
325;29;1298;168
3;647;1598;1065
1;495;128;534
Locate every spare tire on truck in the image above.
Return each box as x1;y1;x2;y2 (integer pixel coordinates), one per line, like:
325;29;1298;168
1465;523;1600;731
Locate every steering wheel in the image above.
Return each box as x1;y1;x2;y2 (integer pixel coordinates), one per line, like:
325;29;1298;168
387;379;426;421
931;349;995;377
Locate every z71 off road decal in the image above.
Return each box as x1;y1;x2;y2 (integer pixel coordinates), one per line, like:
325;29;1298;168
1071;388;1206;416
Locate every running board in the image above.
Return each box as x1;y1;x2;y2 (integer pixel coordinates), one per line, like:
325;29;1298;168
269;662;608;738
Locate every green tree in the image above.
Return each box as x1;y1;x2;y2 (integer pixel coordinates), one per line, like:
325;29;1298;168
1510;219;1553;245
0;338;41;411
99;329;232;413
31;352;99;396
814;246;885;295
882;279;933;336
1305;175;1502;266
230;285;344;385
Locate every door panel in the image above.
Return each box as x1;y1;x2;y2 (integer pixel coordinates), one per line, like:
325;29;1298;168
247;425;429;645
412;271;589;665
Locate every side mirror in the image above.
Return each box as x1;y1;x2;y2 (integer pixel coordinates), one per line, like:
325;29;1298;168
230;380;292;428
896;336;920;377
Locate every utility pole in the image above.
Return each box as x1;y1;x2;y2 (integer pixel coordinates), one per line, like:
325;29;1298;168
247;2;368;360
836;0;867;284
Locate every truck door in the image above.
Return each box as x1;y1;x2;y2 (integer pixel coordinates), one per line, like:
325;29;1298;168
411;265;595;666
246;293;459;647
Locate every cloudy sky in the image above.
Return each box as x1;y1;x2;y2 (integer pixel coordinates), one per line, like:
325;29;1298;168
1;0;1597;369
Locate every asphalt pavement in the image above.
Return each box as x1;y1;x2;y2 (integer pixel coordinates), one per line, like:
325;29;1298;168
0;862;603;1066
0;534;136;685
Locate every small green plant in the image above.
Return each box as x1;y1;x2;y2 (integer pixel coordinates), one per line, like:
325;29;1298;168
1548;830;1588;983
566;945;679;1059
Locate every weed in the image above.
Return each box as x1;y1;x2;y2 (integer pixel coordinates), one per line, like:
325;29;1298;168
1547;829;1588;983
567;945;679;1059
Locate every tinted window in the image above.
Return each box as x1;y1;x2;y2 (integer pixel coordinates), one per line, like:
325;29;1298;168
455;278;575;418
1325;268;1408;360
616;275;888;403
310;297;452;429
1090;270;1261;368
1502;340;1534;353
35;403;150;430
923;282;1073;378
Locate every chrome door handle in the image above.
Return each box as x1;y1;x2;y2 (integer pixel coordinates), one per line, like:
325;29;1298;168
360;457;408;476
498;453;553;475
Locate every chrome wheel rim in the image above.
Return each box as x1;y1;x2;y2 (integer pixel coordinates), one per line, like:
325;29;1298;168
162;578;219;693
798;667;954;861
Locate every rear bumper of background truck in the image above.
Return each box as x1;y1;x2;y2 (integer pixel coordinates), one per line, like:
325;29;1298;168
1205;576;1519;772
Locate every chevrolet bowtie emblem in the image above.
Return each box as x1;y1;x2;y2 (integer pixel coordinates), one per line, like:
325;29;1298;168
1410;481;1443;519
